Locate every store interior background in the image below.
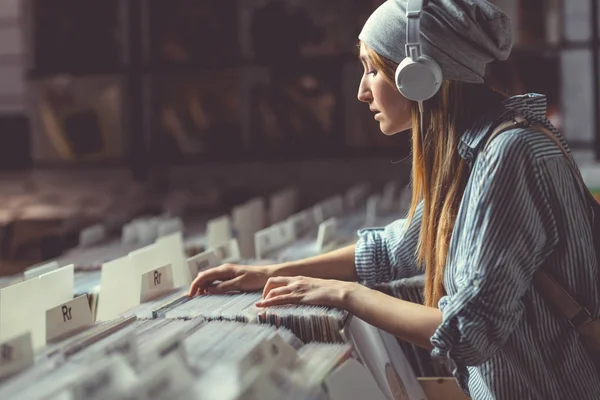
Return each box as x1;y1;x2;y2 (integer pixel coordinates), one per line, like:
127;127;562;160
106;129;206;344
0;0;598;274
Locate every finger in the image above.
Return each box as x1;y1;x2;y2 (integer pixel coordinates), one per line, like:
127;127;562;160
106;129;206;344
263;285;293;300
255;293;300;308
262;276;295;298
205;275;245;294
189;266;235;296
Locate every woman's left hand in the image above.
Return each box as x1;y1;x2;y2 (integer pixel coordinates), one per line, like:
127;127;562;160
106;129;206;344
255;276;359;309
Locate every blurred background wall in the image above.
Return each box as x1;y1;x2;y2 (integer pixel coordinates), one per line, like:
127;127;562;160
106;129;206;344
0;0;599;271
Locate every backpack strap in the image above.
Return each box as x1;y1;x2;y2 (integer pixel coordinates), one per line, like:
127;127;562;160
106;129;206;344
485;116;595;330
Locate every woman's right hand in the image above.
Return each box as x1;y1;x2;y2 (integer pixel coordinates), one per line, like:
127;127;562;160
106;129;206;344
188;264;273;296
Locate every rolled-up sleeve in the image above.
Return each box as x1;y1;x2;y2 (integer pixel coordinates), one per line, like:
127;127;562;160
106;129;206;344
354;201;423;284
430;133;558;367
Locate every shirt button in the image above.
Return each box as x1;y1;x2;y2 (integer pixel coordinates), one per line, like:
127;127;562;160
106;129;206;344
472;278;481;287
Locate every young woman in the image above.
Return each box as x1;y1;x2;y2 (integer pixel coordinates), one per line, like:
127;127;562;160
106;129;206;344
190;1;600;398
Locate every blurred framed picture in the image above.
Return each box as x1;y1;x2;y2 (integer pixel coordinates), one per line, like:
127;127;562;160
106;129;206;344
150;69;243;162
30;0;123;73
147;0;240;67
28;76;126;163
239;0;380;62
246;61;344;155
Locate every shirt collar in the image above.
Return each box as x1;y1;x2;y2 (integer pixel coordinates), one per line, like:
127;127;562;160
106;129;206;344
458;93;549;166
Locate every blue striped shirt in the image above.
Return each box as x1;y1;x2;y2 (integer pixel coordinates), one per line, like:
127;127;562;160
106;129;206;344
355;94;600;399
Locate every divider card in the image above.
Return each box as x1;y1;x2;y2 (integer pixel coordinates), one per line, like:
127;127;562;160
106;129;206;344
23;261;60;280
0;332;34;380
0;265;75;349
313;195;344;223
121;223;138;244
128;244;170;303
345;182;370;210
316;218;338;252
79;224;106;248
379;328;428;400
214;239;242;264
206;215;233;249
287;209;316;238
343;316;427;400
254;221;296;260
233;197;266;259
96;256;138;321
155;232;189;287
157;217;184;238
121;351;194;400
268;187;298;225
324;358;388;400
46;295;94;343
365;194;382;227
381;180;399;212
187;249;221;279
38;265;75;314
0;278;43;349
70;354;138;400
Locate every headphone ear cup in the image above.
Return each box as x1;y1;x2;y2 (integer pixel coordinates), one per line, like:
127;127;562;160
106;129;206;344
395;55;443;102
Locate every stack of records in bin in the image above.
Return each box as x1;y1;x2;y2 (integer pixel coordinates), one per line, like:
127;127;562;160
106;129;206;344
164;291;349;343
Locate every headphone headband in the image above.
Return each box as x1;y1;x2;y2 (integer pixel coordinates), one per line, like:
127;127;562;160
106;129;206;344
405;0;423;61
395;0;442;102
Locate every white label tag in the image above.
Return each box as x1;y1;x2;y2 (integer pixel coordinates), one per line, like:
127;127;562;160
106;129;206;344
46;295;94;343
365;194;381;227
316;218;338;252
254;222;295;259
345;182;370;210
79;224;106;248
287;210;315;237
213;239;241;263
187;249;221;279
0;332;34;380
140;264;175;302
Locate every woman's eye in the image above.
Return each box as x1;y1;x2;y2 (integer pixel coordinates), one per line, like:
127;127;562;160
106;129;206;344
367;69;377;76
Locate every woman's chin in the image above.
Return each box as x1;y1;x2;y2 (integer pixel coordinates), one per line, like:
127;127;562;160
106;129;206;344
380;123;411;136
379;124;399;136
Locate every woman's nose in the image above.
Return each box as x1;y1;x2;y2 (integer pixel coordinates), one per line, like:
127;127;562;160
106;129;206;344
357;79;371;103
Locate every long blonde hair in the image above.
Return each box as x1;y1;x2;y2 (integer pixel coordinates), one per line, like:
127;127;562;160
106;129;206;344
362;43;505;307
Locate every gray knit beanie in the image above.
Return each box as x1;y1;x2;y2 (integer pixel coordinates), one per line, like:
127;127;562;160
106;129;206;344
358;0;512;83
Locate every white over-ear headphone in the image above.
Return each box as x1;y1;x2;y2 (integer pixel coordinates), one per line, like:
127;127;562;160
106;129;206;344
395;0;443;102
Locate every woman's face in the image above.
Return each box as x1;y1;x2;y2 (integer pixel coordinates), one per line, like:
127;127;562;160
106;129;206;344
357;44;413;135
